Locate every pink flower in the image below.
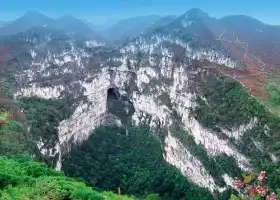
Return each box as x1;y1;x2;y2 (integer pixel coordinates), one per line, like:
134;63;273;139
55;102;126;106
266;192;277;200
255;185;267;197
245;185;257;197
232;179;244;188
258;171;267;183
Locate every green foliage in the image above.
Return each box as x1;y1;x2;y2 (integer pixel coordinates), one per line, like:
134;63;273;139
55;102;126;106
0;156;135;200
16;97;72;141
191;75;280;194
266;82;280;108
260;162;280;190
1;121;23;133
0;112;8;121
229;194;241;200
62;125;213;200
144;194;161;200
192;76;280;164
0;121;28;156
1;78;13;98
192;78;264;129
171;125;242;186
266;72;280;115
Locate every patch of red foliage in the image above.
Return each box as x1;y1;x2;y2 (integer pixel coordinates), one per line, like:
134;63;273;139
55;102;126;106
223;57;267;99
216;41;270;102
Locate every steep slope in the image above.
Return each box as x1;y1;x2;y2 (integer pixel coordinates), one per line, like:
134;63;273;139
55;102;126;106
3;8;280;197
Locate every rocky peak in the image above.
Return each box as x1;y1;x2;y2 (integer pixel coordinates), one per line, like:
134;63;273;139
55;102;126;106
182;8;210;20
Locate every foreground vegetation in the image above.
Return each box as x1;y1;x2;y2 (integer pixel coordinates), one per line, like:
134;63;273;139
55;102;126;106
0;156;135;200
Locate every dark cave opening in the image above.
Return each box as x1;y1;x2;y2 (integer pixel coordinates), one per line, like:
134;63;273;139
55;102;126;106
106;87;135;126
107;88;120;100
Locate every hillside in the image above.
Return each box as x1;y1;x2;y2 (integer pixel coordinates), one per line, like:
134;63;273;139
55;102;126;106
0;156;135;200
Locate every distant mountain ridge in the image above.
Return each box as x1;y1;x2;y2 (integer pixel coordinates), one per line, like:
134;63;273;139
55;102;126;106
99;15;163;41
0;11;54;36
0;11;104;41
0;20;10;28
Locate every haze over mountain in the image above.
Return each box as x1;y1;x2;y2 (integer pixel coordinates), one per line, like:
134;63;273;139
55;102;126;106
0;11;104;40
55;15;103;39
0;20;10;28
100;15;162;41
0;11;54;36
1;7;280;200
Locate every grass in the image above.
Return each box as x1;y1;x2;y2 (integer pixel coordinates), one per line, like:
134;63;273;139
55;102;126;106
0;112;9;121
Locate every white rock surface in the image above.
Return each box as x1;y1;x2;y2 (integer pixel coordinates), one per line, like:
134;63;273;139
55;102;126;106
164;134;219;192
15;85;64;99
15;35;254;191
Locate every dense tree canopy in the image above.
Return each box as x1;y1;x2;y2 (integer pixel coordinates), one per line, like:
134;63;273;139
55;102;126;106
16;97;72;141
0;156;135;200
62;125;213;200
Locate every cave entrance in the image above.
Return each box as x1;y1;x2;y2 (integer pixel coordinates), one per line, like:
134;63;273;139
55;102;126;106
107;88;120;100
107;88;124;117
106;87;134;126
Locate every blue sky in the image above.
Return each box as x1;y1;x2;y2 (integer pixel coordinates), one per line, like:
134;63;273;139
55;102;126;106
0;0;279;25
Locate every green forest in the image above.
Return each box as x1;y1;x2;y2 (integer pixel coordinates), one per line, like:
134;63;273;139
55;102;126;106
62;125;214;200
15;97;72;141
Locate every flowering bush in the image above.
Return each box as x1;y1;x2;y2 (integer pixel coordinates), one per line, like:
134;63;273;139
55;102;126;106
232;171;277;200
258;171;267;183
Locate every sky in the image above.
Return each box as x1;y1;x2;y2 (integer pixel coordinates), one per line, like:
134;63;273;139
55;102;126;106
0;0;279;25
